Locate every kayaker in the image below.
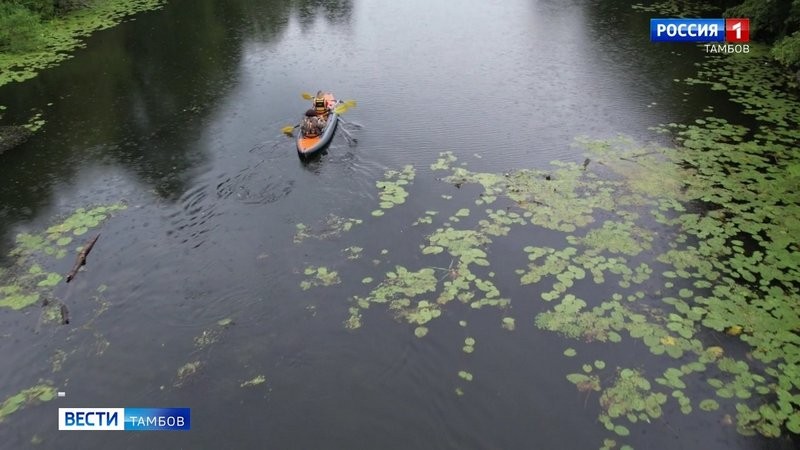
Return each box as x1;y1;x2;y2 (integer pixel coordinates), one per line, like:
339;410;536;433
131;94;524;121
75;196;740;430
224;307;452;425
301;109;326;137
313;91;328;115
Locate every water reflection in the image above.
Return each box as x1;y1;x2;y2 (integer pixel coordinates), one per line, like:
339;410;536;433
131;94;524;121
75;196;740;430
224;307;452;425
295;0;354;29
0;0;354;253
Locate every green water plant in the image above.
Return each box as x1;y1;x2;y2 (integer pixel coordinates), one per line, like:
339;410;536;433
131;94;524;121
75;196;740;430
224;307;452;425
294;215;362;243
293;43;800;445
174;361;202;388
374;165;416;213
0;0;166;87
300;266;341;290
1;203;126;311
0;383;56;423
240;375;266;388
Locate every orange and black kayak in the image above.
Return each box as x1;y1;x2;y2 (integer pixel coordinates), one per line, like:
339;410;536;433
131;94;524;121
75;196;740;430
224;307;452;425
296;92;338;159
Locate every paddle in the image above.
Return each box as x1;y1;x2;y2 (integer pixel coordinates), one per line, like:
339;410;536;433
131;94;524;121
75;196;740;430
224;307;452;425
282;96;356;135
333;100;357;115
281;124;299;135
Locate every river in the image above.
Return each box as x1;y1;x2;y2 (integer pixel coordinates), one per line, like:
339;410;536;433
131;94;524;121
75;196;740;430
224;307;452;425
0;0;797;449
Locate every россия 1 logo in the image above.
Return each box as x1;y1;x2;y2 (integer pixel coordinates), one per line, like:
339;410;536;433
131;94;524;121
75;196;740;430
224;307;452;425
650;18;750;53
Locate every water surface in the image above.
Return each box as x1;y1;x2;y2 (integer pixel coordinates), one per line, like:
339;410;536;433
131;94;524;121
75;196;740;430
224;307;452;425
0;0;793;449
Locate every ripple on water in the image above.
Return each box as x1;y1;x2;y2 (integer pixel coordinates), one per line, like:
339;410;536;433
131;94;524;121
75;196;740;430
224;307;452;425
216;162;295;205
164;182;221;249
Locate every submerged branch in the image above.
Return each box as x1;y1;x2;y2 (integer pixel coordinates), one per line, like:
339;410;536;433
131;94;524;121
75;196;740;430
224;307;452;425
66;234;100;283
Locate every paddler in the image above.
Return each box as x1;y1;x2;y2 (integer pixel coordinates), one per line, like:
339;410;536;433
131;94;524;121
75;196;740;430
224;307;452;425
301;109;326;137
313;90;329;115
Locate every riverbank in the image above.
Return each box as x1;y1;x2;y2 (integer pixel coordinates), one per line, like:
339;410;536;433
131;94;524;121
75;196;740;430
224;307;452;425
0;0;166;155
633;0;800;75
0;0;165;88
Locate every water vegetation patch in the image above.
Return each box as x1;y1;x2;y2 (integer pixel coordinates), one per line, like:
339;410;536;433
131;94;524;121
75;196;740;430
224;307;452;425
292;46;800;446
373;165;416;215
0;0;166;87
300;266;341;290
174;361;202;388
194;318;234;349
342;246;363;260
0;203;126;311
240;375;266;388
293;215;362;244
0;383;56;424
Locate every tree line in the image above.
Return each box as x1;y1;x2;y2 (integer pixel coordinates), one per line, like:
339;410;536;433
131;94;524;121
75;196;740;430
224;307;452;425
721;0;800;68
0;0;798;68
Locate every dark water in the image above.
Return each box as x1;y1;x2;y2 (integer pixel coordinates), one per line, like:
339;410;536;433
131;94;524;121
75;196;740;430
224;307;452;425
0;0;794;449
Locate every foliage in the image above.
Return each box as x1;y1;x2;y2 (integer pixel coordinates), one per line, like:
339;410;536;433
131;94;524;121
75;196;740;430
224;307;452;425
0;3;43;53
0;383;56;423
294;215;361;243
0;203;126;311
300;266;341;290
0;0;166;86
372;165;415;216
724;0;799;40
598;369;667;435
771;31;800;68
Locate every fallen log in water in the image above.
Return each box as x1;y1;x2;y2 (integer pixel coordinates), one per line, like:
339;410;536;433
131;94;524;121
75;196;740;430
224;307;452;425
66;234;100;283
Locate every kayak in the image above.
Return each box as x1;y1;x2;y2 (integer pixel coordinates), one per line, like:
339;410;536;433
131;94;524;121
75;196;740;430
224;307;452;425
296;92;338;159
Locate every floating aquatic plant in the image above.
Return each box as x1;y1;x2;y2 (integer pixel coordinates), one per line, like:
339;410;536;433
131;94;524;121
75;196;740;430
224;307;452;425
174;361;202;388
1;203;126;311
375;165;415;211
293;215;362;244
598;369;667;434
0;384;56;423
342;246;363;260
240;375;266;388
431;152;457;171
300;266;341;290
289;44;800;445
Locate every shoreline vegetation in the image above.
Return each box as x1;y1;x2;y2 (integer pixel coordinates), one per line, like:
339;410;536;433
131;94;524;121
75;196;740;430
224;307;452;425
0;0;795;90
0;0;165;154
638;0;800;74
0;0;165;88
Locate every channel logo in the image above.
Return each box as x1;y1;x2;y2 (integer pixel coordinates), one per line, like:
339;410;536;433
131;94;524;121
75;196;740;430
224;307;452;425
725;18;749;43
58;408;190;431
650;18;750;42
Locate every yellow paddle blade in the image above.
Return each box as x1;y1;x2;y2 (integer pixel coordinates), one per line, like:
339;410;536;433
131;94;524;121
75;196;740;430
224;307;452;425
302;92;314;100
333;100;356;115
281;125;296;135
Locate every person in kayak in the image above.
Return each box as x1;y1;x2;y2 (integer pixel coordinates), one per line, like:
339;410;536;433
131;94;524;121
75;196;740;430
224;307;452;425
301;109;326;137
313;91;329;115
